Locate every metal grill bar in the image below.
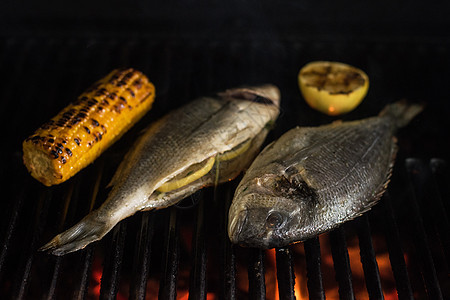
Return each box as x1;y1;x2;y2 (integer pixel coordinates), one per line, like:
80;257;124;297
304;237;326;300
405;159;443;300
12;187;52;300
40;39;106;300
45;179;78;299
381;193;414;299
99;221;127;299
356;215;384;300
275;247;296;299
159;207;181;299
429;159;450;263
0;157;26;283
72;156;105;300
247;248;266;299
188;195;208;300
7;40;56;300
219;186;236;299
129;212;156;300
329;227;355;300
74;247;95;300
0;36;449;300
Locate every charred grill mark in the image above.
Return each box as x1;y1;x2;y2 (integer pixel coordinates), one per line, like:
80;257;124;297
303;69;365;95
115;103;125;113
95;88;109;97
109;92;118;100
133;79;142;89
117;80;126;87
87;99;98;107
50;150;59;159
70;117;81;126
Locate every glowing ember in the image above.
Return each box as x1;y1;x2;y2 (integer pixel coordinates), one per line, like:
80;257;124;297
90;269;102;298
265;249;278;300
87;227;402;299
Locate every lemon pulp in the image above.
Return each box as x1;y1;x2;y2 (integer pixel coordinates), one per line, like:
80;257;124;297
298;61;369;116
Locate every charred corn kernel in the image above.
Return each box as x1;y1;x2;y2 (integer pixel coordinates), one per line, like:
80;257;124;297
23;68;155;186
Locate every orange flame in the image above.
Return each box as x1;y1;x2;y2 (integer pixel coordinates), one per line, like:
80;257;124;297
87;232;403;299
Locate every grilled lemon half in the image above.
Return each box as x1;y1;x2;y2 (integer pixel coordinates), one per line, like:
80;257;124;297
298;61;369;116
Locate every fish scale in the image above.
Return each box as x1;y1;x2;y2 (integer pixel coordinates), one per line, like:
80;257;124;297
228;101;423;249
303;119;394;198
41;84;281;255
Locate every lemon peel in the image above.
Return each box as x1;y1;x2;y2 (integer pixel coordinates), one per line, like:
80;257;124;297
157;156;216;193
298;61;369;116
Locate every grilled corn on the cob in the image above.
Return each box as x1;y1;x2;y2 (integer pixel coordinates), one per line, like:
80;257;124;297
23;68;155;186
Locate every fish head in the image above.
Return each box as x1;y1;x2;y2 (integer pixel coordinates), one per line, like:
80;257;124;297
228;166;318;249
219;84;281;125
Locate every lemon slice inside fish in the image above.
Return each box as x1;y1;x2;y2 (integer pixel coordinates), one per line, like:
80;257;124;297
298;61;369;116
157;156;216;193
157;139;252;193
217;139;252;161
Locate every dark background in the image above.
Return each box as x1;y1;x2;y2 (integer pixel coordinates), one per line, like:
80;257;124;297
0;1;449;299
1;0;449;159
1;1;449;40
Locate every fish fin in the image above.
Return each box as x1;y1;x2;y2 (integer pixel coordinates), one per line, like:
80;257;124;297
107;166;122;188
360;139;397;215
379;100;424;129
346;179;391;221
39;211;114;256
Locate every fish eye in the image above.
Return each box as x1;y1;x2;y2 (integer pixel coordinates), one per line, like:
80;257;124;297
266;211;284;229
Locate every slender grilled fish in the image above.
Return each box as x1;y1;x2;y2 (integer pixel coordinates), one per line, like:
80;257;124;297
228;101;423;249
41;85;280;255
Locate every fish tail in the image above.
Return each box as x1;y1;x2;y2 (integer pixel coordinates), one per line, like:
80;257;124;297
379;100;424;129
39;210;115;256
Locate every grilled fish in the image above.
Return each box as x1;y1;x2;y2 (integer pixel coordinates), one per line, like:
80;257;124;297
228;101;423;249
41;84;280;255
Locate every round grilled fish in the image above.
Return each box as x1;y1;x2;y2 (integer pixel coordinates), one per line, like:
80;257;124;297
41;84;280;255
228;101;423;249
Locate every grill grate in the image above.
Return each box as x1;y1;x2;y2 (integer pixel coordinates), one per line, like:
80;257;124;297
0;36;449;299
